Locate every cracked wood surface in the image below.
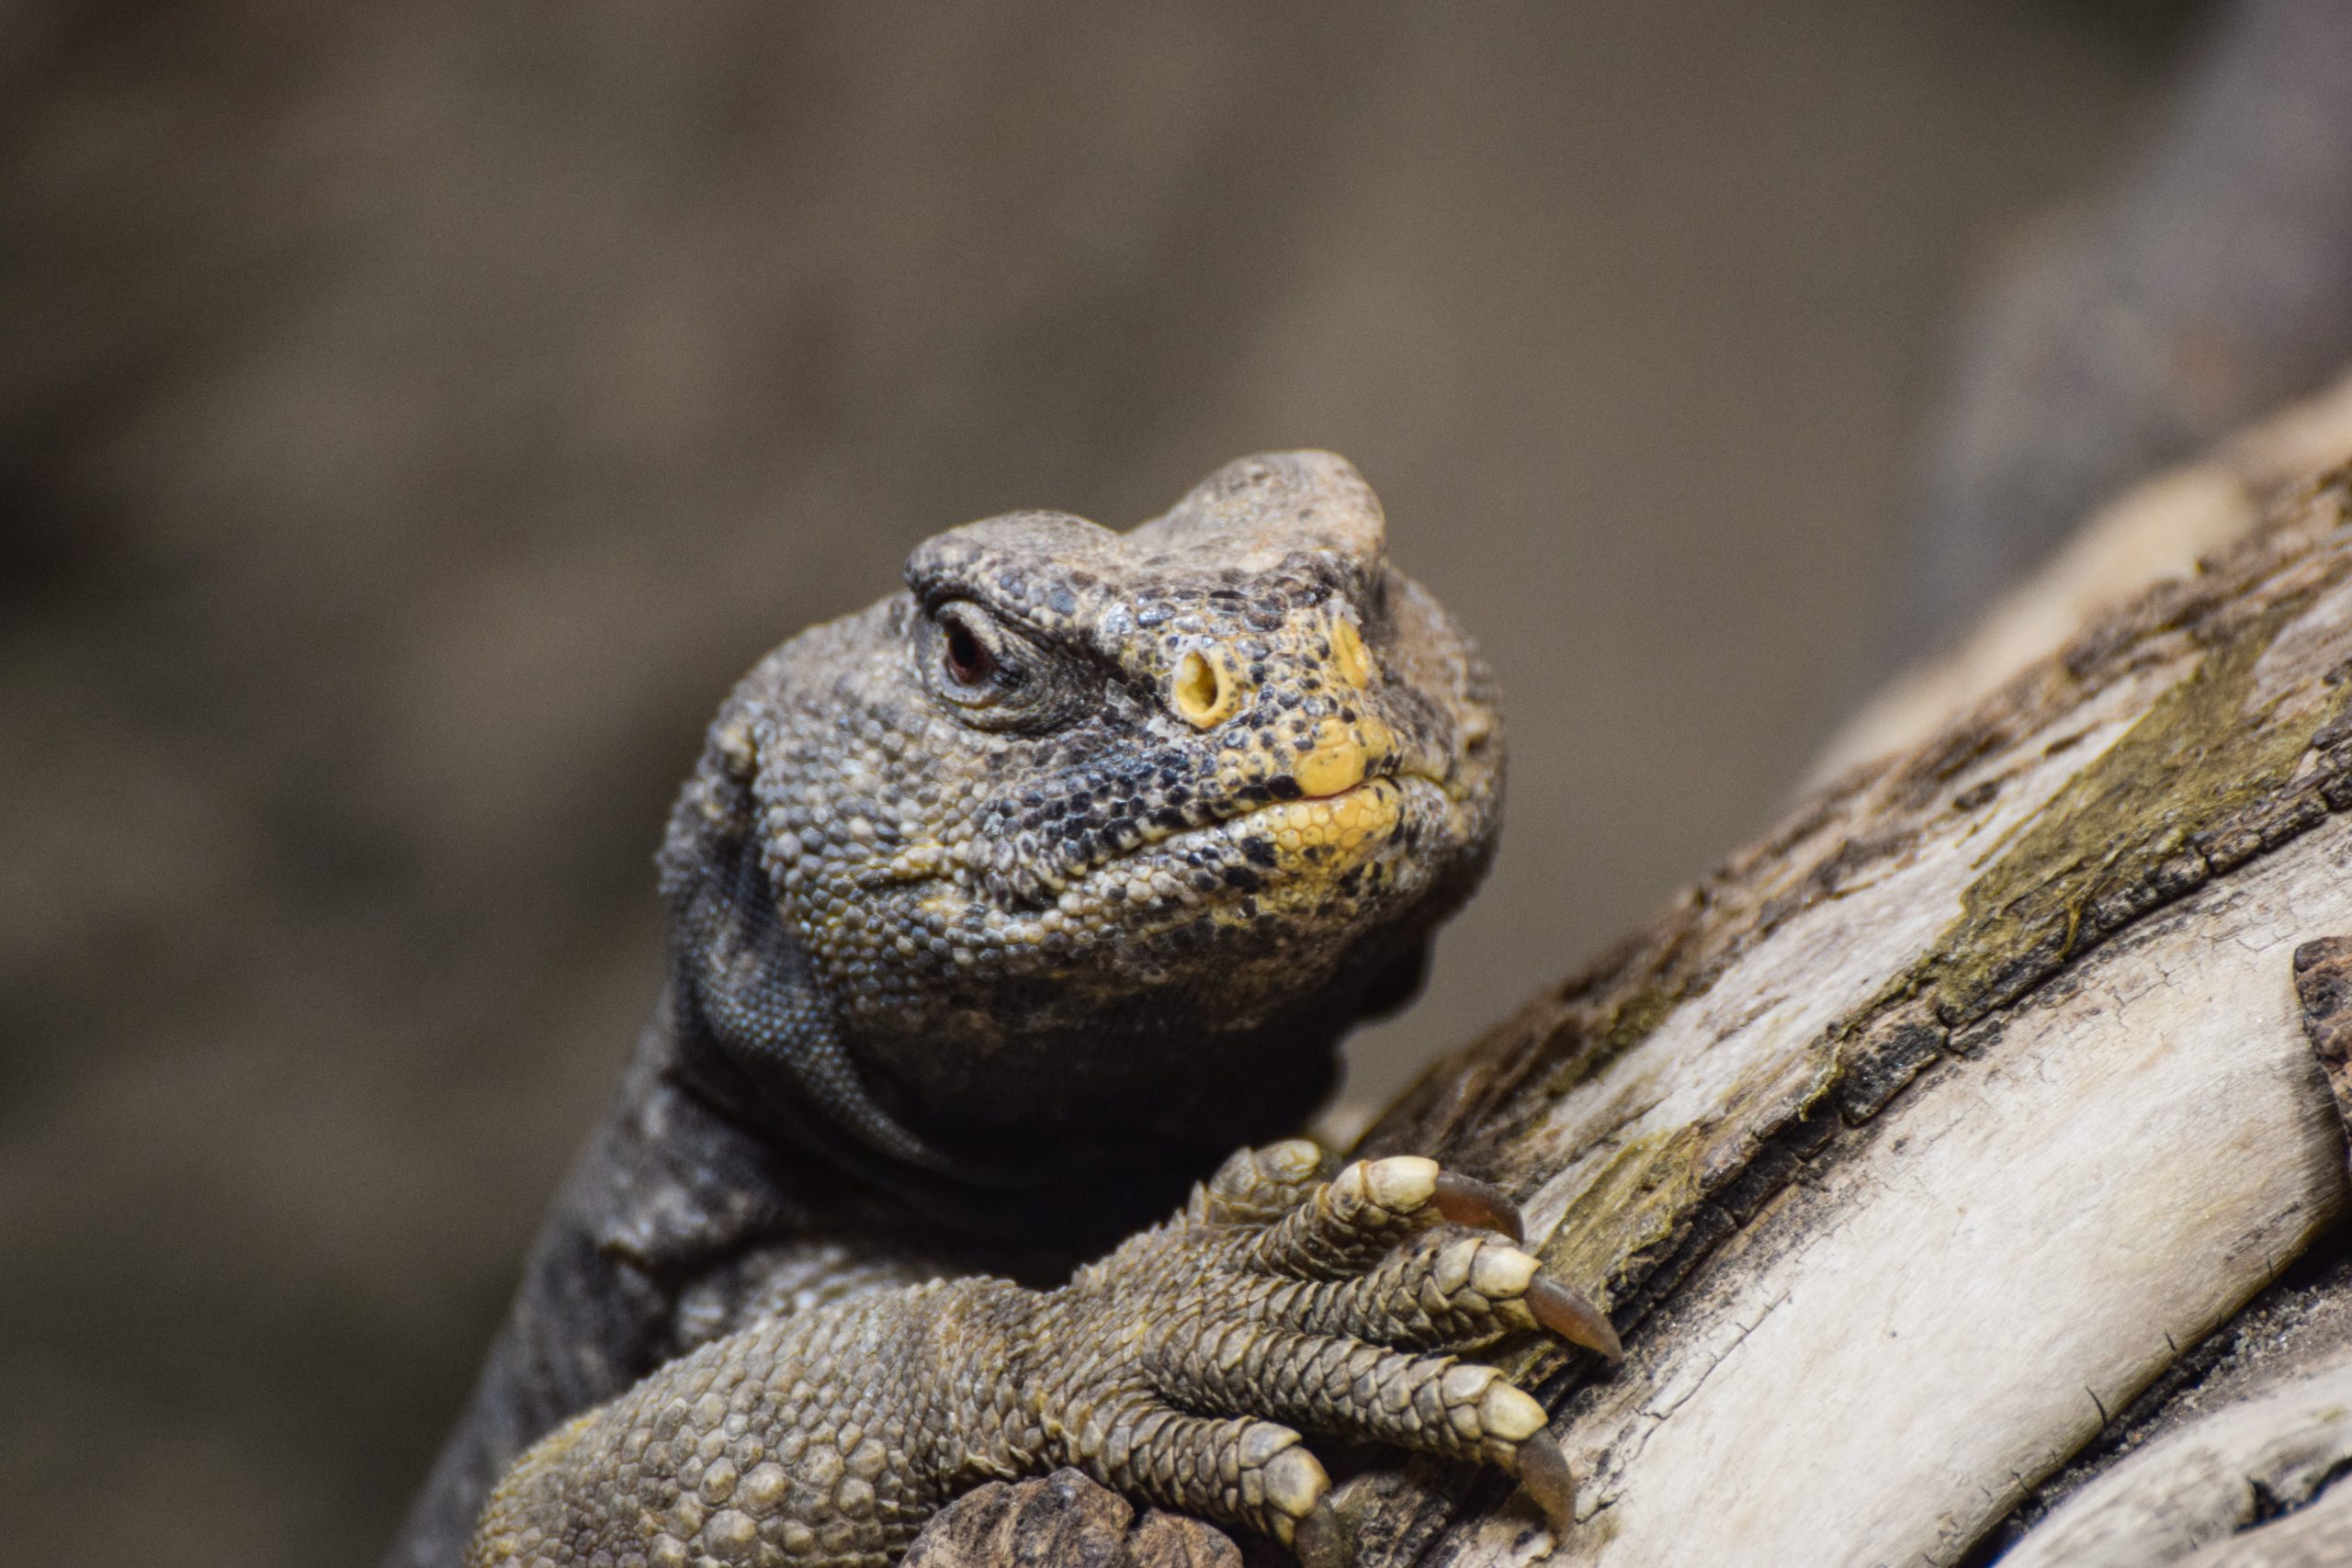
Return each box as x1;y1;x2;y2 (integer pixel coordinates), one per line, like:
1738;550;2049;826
1324;442;2352;1563
2000;1353;2352;1568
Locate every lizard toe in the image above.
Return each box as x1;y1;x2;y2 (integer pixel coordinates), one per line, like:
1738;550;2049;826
1086;1405;1334;1550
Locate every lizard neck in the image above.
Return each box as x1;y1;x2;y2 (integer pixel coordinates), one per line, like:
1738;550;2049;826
664;953;1359;1251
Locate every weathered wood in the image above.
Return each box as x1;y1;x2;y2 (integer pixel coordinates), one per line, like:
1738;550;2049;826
2292;936;2352;1130
1999;1353;2352;1568
1327;401;2352;1564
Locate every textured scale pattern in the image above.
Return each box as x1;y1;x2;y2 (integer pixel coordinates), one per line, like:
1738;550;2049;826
658;452;1501;1166
469;1144;1616;1565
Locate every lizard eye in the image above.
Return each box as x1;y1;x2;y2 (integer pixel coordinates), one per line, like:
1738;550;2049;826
940;608;996;686
922;600;1024;712
920;598;1069;731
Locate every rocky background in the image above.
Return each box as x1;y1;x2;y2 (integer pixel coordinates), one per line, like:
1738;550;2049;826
11;3;2315;1564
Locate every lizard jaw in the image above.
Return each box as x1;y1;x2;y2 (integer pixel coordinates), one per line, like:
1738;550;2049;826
1041;772;1435;923
984;742;1454;909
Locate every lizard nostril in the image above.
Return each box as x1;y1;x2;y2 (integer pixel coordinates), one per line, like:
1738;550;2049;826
1172;649;1239;728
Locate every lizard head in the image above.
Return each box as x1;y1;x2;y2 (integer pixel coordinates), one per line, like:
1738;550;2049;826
670;452;1502;1183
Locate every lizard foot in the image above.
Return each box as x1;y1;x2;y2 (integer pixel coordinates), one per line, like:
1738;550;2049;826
466;1141;1616;1568
1046;1140;1620;1561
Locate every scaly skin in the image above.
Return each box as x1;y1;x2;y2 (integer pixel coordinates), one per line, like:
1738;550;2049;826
396;453;1611;1566
660;450;1502;1179
469;1144;1617;1566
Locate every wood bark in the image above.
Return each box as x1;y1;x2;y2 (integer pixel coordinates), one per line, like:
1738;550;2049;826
919;380;2352;1566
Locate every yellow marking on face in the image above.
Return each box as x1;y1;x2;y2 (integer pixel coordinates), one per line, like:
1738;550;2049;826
1291;713;1394;799
1293;730;1366;798
1329;614;1374;690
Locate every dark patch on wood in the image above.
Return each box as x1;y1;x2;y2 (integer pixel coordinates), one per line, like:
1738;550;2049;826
2295;936;2352;1147
1616;1200;1738;1321
1952;778;2002;812
2247;1456;2352;1529
1838;1021;1949;1123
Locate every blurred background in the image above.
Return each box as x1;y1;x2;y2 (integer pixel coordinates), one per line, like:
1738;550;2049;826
14;3;2352;1564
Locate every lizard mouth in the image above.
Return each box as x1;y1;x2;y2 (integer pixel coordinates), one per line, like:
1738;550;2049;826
926;722;1472;916
894;773;1445;963
1025;728;1477;893
1060;771;1436;910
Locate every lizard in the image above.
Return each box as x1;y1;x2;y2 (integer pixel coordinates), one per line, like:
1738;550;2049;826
389;451;1622;1568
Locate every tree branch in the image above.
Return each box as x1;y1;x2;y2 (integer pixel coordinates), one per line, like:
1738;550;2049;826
1322;389;2352;1566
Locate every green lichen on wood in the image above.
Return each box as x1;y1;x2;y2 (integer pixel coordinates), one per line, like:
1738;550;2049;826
1535;1124;1704;1295
1530;567;2352;1317
1536;979;1699;1103
1920;590;2347;1028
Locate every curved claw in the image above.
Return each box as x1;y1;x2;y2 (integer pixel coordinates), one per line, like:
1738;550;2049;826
1516;1427;1577;1536
1527;1275;1623;1359
1292;1498;1351;1568
1430;1172;1526;1242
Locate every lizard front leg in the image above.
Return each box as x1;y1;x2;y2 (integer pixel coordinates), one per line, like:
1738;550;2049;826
468;1142;1619;1566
